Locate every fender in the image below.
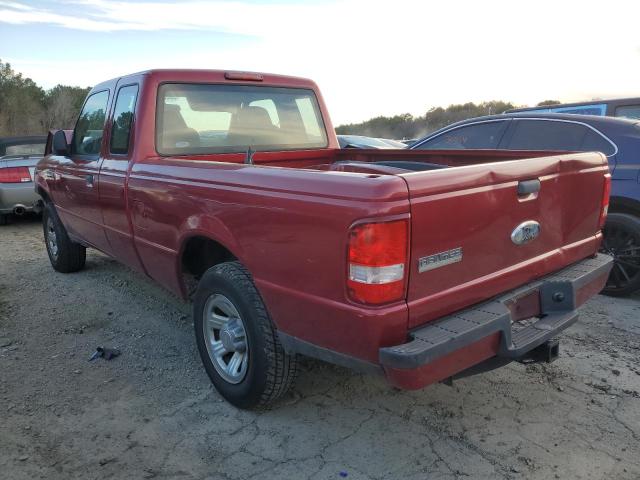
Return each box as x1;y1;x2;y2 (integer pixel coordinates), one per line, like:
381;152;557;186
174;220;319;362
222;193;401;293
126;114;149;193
175;214;247;298
35;178;51;202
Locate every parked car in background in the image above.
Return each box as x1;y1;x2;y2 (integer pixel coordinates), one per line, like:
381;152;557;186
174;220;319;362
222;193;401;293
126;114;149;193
411;112;640;296
0;136;47;225
337;135;407;149
378;138;408;149
506;97;640;119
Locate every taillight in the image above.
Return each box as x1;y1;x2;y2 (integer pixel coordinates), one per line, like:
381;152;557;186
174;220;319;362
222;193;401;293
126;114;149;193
599;173;611;229
0;167;31;184
347;220;408;305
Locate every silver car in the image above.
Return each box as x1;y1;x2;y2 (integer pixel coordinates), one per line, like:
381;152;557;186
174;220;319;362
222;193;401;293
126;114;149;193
0;136;47;225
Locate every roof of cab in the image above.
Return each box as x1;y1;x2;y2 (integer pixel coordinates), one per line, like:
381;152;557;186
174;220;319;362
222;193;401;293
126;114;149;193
91;69;318;91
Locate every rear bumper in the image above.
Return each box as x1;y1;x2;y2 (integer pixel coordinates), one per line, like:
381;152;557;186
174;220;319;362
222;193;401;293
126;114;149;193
381;254;613;389
0;183;41;214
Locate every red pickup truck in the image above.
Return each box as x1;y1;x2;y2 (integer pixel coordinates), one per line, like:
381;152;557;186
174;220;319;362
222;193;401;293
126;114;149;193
35;69;613;408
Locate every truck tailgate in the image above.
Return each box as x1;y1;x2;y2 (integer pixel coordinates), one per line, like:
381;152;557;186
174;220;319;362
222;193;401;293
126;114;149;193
402;152;608;328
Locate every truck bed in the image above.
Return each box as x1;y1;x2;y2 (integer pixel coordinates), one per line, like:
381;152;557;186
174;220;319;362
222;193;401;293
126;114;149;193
125;148;608;363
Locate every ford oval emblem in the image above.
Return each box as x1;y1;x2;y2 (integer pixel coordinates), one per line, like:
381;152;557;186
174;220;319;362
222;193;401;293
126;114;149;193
511;221;541;245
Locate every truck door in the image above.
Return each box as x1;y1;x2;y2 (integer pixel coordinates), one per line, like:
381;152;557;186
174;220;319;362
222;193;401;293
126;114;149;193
51;89;111;252
98;82;146;273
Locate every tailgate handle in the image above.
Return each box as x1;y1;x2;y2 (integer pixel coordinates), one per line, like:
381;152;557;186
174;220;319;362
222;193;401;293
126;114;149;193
517;179;540;196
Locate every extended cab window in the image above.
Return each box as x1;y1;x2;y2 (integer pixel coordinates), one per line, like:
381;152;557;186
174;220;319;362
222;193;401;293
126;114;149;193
73;90;109;156
110;85;139;154
156;83;328;155
415;121;507;150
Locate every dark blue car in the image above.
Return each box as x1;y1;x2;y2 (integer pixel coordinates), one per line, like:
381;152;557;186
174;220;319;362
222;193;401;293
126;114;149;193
411;112;640;296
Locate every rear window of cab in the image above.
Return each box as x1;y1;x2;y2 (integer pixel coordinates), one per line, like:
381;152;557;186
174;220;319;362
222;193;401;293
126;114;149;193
155;83;328;155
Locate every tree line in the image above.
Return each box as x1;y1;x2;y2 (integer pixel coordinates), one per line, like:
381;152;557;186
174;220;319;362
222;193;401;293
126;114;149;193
336;99;561;140
1;59;559;141
0;59;90;137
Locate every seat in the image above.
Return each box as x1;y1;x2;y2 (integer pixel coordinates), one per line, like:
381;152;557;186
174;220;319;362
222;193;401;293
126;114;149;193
160;104;201;151
227;106;280;147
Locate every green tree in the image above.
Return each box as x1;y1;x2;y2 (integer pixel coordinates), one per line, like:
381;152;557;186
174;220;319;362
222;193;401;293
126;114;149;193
337;100;516;140
0;59;90;137
0;59;45;136
536;100;561;106
43;84;91;131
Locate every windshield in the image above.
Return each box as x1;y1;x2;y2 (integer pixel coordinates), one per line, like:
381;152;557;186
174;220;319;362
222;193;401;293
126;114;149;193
156;83;328;155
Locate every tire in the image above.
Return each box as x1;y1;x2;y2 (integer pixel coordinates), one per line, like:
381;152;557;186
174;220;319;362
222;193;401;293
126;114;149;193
42;202;86;273
600;213;640;296
193;261;298;409
0;214;8;226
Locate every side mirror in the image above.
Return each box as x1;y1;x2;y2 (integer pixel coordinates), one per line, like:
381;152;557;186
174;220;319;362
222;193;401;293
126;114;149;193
52;130;70;156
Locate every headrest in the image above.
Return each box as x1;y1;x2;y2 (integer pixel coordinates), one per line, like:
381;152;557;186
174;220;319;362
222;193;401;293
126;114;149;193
162;104;188;130
234;106;274;130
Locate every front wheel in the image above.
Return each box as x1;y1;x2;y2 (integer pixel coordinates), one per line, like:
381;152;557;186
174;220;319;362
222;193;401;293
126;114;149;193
0;214;8;226
193;261;298;409
42;202;86;273
600;213;640;296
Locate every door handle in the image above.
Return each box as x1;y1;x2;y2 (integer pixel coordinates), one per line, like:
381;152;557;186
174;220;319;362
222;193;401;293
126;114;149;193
517;179;540;196
85;174;94;187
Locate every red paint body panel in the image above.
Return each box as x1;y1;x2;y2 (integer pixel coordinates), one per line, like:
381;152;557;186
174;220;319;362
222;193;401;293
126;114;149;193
35;69;610;387
403;154;607;328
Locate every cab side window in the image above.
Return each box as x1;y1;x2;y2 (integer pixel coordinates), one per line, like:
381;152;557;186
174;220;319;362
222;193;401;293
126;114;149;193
415;121;508;150
110;85;139;154
506;120;615;155
73;90;109;156
581;130;615;156
506;120;587;151
615;105;640;120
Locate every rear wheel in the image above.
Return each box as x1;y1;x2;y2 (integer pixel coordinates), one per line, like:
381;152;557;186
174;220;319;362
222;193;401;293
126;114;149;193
600;213;640;296
43;202;86;273
193;261;298;409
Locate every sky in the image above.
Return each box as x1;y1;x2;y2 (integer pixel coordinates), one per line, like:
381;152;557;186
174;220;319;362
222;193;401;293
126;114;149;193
1;0;639;125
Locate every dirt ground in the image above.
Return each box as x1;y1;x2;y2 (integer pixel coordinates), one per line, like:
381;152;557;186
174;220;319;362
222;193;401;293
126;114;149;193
1;216;639;480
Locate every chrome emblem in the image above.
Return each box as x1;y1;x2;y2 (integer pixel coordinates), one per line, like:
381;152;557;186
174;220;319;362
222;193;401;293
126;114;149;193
418;247;463;273
511;221;541;245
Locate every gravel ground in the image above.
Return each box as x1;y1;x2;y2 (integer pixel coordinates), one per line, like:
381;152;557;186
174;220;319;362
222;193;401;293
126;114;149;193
1;216;639;480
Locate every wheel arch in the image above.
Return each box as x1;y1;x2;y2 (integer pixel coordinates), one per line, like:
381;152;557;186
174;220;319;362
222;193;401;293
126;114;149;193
36;185;52;204
177;230;243;299
609;196;640;218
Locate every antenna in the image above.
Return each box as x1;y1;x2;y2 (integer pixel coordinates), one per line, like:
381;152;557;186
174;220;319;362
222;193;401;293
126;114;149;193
245;146;254;165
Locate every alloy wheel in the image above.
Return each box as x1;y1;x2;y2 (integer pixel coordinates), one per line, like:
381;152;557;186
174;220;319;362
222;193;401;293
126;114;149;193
202;293;249;384
601;222;640;293
46;217;59;259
